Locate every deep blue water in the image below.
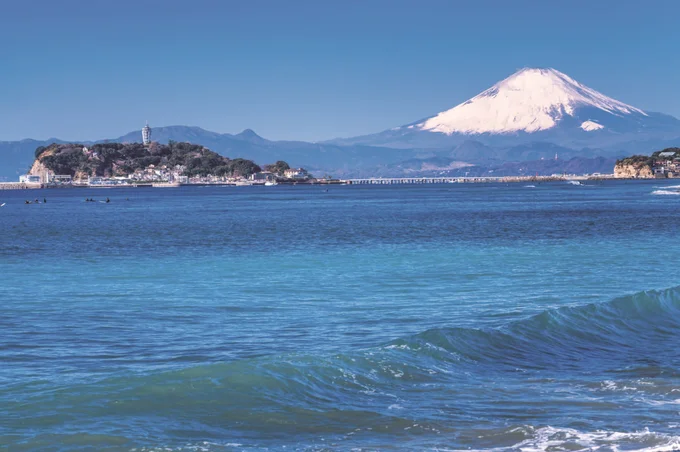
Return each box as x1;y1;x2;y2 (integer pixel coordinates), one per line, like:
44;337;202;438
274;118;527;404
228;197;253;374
2;180;680;451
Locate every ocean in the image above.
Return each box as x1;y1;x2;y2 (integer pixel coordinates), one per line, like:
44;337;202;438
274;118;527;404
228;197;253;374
2;180;680;451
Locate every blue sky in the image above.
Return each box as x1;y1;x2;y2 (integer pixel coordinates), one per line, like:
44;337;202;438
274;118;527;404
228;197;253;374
1;0;678;142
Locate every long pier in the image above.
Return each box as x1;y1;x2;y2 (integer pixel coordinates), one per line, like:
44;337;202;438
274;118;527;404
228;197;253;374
348;177;493;185
1;175;617;189
346;175;602;185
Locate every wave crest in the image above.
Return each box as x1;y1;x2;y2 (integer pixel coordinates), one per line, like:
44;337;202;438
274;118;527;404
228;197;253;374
390;286;680;370
6;287;680;450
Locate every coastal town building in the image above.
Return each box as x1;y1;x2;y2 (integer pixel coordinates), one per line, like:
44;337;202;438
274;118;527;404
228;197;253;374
250;171;277;182
129;164;188;183
88;176;132;186
47;175;73;184
652;150;680;178
283;168;310;179
19;175;41;184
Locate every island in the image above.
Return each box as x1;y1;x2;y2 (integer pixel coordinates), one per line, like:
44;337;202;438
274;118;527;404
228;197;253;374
22;141;327;187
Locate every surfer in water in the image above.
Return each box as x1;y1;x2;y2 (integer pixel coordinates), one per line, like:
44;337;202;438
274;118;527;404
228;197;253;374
106;197;110;203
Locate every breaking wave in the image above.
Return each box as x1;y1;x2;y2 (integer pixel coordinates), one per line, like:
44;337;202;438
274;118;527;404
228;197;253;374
652;189;680;195
6;287;680;450
447;426;680;452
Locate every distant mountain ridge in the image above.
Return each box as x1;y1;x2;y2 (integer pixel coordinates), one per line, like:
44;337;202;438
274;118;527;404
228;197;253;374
0;126;415;180
375;156;617;178
1;123;678;181
1;68;679;180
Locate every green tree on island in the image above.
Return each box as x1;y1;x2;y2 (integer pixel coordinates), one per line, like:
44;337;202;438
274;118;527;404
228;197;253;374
34;141;263;179
264;160;290;176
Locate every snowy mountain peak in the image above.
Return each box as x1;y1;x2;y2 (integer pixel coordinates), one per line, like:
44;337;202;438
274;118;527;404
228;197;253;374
416;67;647;135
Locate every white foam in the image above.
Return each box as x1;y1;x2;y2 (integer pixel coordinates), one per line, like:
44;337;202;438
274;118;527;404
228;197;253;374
132;442;244;451
643;398;680;406
652;189;680;196
384;343;413;351
442;426;680;452
600;380;637;392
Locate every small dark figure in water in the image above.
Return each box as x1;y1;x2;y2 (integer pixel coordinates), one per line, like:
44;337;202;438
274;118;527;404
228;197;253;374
25;200;30;204
43;198;46;203
34;199;39;203
106;197;110;203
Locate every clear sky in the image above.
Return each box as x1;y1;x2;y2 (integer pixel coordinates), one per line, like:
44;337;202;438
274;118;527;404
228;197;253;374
1;0;678;142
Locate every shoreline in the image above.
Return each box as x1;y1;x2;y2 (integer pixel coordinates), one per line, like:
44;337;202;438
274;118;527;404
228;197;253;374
0;174;669;190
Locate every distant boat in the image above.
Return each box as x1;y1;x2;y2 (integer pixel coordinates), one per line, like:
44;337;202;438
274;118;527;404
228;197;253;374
264;181;277;186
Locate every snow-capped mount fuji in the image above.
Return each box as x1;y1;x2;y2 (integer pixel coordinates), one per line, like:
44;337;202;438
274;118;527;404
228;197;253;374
331;67;680;153
415;68;646;135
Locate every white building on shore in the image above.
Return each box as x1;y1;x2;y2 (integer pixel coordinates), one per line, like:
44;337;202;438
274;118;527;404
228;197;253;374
283;168;309;180
250;171;277;182
19;175;41;184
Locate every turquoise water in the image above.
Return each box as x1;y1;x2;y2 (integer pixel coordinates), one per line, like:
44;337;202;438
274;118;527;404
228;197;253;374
2;181;680;450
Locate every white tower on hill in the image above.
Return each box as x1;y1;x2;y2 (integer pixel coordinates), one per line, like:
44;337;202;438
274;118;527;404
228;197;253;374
142;121;152;145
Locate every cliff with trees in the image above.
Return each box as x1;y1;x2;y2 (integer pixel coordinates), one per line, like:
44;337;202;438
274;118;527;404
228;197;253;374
614;155;653;178
614;148;680;178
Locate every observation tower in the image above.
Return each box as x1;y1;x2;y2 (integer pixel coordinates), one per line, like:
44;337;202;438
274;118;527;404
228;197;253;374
142;121;152;145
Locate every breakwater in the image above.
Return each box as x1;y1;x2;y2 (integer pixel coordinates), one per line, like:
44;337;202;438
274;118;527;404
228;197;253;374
0;182;41;190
